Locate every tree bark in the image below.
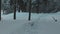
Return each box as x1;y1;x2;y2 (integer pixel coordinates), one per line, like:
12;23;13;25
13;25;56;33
28;0;32;21
0;0;1;20
14;0;16;20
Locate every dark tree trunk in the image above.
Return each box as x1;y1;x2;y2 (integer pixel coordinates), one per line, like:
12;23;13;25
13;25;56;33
14;0;16;20
28;0;32;21
0;0;1;21
14;5;16;20
18;5;20;12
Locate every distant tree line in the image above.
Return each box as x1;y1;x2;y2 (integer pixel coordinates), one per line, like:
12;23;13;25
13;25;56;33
1;0;60;14
0;0;60;20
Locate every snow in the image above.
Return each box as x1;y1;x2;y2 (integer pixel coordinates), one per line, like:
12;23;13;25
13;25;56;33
0;11;60;34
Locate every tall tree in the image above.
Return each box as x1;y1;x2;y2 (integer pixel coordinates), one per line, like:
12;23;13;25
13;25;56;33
36;0;40;13
28;0;32;21
14;0;16;20
0;0;1;20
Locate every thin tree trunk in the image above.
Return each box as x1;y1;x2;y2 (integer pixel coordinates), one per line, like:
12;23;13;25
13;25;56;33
14;0;16;20
0;0;1;21
18;5;20;12
28;0;32;21
14;5;16;20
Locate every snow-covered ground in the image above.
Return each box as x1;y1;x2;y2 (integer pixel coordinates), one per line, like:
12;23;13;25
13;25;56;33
0;11;60;34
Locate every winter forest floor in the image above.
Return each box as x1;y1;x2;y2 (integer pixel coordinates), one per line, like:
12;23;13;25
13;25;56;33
0;10;60;34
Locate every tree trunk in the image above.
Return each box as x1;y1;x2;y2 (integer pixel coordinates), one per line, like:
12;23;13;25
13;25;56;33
14;0;16;20
18;5;20;12
28;0;32;21
0;0;1;21
14;5;16;20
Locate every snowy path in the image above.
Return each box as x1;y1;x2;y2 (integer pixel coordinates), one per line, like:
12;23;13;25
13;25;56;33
0;12;60;34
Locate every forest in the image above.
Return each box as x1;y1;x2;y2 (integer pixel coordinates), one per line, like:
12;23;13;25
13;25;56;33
0;0;60;20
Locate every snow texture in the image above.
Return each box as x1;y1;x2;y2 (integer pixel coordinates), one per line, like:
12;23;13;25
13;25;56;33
0;10;60;34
